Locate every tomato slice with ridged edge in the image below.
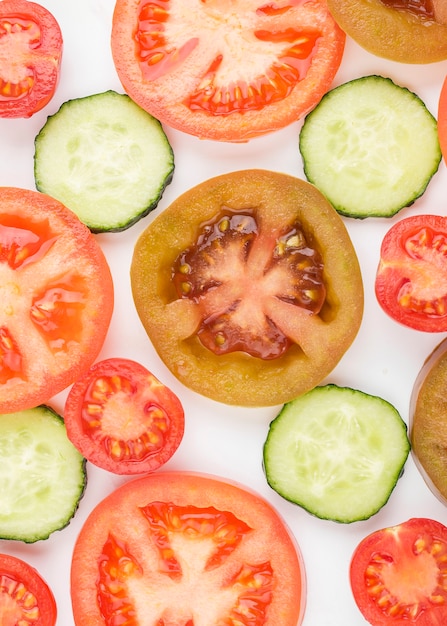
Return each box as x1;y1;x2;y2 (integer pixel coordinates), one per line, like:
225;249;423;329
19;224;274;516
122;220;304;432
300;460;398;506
0;187;114;413
71;471;306;626
375;215;447;332
0;1;63;118
350;518;447;625
111;0;345;141
131;169;363;407
64;358;185;475
0;553;57;625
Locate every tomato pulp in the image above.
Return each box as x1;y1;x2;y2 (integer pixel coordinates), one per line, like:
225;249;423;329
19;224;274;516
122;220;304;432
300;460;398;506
350;518;447;625
0;188;114;413
0;553;57;626
111;0;345;141
131;170;363;407
0;1;63;118
375;215;447;332
64;358;185;475
327;0;447;63
71;471;306;625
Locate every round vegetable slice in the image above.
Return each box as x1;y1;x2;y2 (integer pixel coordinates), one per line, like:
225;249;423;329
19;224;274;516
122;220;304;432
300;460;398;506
0;405;86;543
350;518;447;625
263;384;410;523
410;337;447;505
327;0;447;64
0;1;63;118
71;471;306;626
64;358;185;475
438;74;447;164
299;75;441;219
0;553;57;625
0;187;114;413
34;91;174;233
375;215;447;332
111;0;345;142
131;169;363;407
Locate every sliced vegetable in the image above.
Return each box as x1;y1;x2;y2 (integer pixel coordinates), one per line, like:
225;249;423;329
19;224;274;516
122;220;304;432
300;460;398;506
375;215;447;332
71;471;306;625
0;405;86;543
111;0;345;141
34;90;174;232
410;337;447;505
0;553;57;625
0;1;63;118
327;0;447;64
350;518;447;625
0;187;113;414
131;169;363;407
438;74;447;164
299;75;441;218
64;358;185;475
263;384;410;523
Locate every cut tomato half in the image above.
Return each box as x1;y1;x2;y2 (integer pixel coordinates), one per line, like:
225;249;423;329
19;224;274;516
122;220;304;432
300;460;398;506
0;553;57;625
350;518;447;625
111;0;345;141
375;215;447;332
0;1;63;118
71;471;306;625
131;169;363;407
64;358;185;475
0;187;114;413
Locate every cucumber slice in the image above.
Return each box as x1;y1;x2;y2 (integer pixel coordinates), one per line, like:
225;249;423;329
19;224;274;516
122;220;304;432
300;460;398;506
299;75;441;218
0;405;86;542
263;384;410;523
34;90;174;232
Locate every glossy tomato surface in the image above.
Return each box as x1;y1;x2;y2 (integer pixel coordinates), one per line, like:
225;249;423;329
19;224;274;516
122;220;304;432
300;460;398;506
327;0;447;64
0;553;57;625
350;518;447;625
131;169;364;407
375;215;447;332
438;75;447;164
0;0;63;118
111;0;345;141
64;358;184;474
0;187;114;413
71;471;306;626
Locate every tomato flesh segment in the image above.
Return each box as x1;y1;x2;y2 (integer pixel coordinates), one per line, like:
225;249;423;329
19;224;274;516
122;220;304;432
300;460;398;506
0;16;40;101
379;0;435;20
0;328;23;384
0;573;40;623
97;502;274;625
172;208;325;359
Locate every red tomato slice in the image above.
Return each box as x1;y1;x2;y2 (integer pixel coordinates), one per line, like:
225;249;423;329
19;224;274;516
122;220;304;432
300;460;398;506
111;0;345;141
64;358;185;475
0;1;63;118
71;471;306;625
350;518;447;625
0;187;114;413
0;553;57;626
375;215;447;332
438;75;447;164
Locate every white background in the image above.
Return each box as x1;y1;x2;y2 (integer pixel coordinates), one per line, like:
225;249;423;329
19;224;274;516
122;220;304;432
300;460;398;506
1;1;447;624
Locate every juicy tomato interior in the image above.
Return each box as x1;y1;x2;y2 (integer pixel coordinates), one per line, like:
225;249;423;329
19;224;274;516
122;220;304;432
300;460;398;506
0;553;57;626
71;472;306;626
351;518;447;625
380;0;436;19
64;358;184;475
0;1;63;117
172;207;326;359
375;215;447;332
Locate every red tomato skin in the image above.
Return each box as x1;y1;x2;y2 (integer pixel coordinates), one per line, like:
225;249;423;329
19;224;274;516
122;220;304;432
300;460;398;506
375;215;447;332
350;518;447;625
0;553;57;625
111;0;345;141
71;471;306;626
64;358;185;475
438;76;447;164
0;188;114;414
0;1;63;118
